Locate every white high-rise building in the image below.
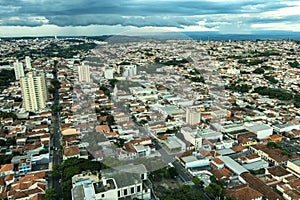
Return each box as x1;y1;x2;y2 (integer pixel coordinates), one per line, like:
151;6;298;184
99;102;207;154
104;68;114;79
186;108;201;125
25;56;32;69
20;71;48;112
78;63;91;82
13;60;25;80
122;65;137;77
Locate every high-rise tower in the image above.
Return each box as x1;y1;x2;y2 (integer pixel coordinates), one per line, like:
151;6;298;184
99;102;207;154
14;60;25;80
25;56;32;69
20;71;48;112
78;63;91;82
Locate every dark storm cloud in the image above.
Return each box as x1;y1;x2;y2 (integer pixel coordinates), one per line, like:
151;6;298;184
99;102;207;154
0;0;298;28
46;15;205;27
6;0;292;16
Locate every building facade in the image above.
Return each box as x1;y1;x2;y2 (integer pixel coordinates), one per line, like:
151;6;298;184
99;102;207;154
78;63;91;82
20;71;48;112
14;60;25;80
25;56;32;69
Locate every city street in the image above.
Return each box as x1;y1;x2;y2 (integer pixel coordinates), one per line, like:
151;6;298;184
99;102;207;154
48;61;62;197
172;160;211;200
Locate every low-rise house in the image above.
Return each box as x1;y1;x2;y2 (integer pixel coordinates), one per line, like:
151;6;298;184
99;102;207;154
287;158;300;178
96;125;111;134
211;167;233;182
244;122;273;139
250;144;297;166
273;122;300;133
224;184;263;200
210;157;225;169
0;171;47;199
63;145;80;160
18;158;32;175
0;163;14;176
179;155;210;169
238;154;261;164
269;134;283;142
266;166;293;181
239;172;283;200
159;135;186;153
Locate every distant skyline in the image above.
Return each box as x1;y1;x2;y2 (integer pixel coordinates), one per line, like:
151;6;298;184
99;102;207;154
1;0;300;37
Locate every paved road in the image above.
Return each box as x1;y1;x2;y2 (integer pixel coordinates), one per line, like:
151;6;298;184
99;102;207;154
49;61;62;197
172;160;192;182
172;160;211;200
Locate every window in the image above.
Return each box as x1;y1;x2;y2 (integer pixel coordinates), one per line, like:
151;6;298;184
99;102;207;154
118;191;120;197
124;189;127;196
141;174;145;180
101;194;105;198
137;185;141;192
131;187;134;194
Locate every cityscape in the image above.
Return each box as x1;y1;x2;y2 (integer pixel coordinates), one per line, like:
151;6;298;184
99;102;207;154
1;0;300;200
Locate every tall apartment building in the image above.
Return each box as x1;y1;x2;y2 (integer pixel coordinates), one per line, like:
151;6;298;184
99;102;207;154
13;60;25;80
20;71;48;112
104;68;114;79
25;56;32;69
78;63;91;82
186;108;201;125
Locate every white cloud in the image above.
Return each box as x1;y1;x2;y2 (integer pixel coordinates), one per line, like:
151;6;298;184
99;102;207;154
251;23;300;31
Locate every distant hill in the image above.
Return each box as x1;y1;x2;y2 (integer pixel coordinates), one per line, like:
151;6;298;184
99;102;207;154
2;31;300;41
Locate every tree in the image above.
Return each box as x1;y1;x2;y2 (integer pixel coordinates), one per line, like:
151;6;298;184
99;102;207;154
165;167;178;179
205;183;223;199
266;141;281;149
264;75;278;84
253;67;265;74
0;69;15;87
53;157;103;199
109;79;118;87
192;176;204;186
50;78;61;89
45;188;58;200
51;105;60;112
288;61;299;69
99;86;110;97
48;87;57;94
0;111;17;120
225;84;251;93
115;138;126;148
106;115;115;126
162;185;203;200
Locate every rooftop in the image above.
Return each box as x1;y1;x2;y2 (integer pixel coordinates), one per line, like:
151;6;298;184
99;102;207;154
224;184;263;200
218;156;248;175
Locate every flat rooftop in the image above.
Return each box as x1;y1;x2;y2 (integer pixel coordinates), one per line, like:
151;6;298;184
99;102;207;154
290;157;300;166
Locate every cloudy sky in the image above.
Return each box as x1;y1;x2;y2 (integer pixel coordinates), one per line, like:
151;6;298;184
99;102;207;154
1;0;300;36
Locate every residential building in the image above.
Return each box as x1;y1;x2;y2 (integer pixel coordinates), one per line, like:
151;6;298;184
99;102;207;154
71;164;151;200
273;122;300;133
250;144;296;166
104;68;114;79
25;56;32;69
13;60;25;80
20;71;48;112
159;135;186;153
244;122;273;139
239;172;283;200
287;158;300;178
186;108;201;125
224;184;263;200
179;155;210;169
78;63;91;82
